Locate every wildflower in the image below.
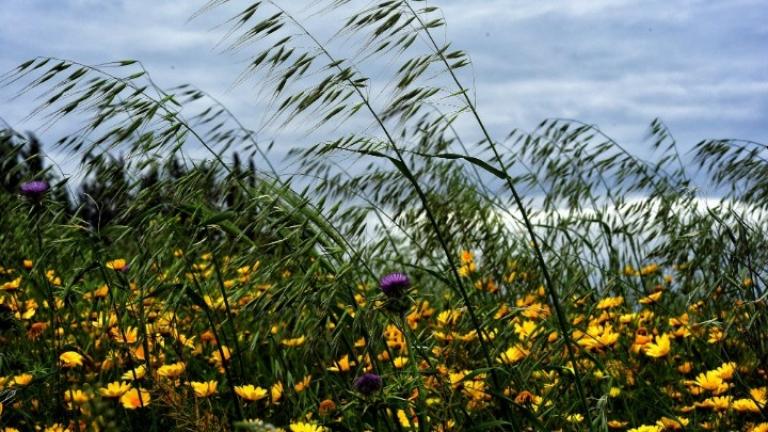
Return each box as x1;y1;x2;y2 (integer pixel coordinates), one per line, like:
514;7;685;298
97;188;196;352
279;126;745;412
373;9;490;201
713;361;737;380
99;381;131;398
106;259;129;272
157;361;186;380
12;373;33;387
596;296;623;309
270;381;283;403
289;422;327;432
514;320;538;340
234;384;268;401
121;365;146;381
64;389;89;405
575;325;620;352
0;277;21;291
396;409;415;429
353;373;382;395
436;309;462;327
294;375;312;392
696;396;732;411
379;272;410;297
497;345;529;365
693;371;728;394
327;354;354;372
656;417;688;430
644;334;671;358
190;380;217;398
110;326;138;344
318;398;336;416
280;336;306;347
627;426;662;432
384;324;405;350
120;387;151;409
393;356;408;369
639;291;663;304
515;390;538;405
59;351;84;368
462;380;490;401
733;398;761;413
19;180;49;199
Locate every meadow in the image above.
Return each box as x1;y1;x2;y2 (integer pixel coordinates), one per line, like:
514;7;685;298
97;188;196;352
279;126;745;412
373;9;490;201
1;1;767;431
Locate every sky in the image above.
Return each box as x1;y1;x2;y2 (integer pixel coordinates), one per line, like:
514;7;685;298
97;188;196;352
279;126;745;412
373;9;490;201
0;0;766;183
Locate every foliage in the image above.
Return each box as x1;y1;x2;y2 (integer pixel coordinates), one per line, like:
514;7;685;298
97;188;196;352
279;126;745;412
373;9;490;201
0;1;767;431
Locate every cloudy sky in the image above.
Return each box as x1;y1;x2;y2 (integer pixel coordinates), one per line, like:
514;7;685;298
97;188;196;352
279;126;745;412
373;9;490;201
1;0;766;179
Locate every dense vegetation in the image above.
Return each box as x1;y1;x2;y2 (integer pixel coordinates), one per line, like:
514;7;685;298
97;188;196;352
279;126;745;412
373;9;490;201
1;1;767;431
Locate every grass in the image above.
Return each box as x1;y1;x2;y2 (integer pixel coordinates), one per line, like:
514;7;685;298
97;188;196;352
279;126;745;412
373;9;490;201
1;1;767;431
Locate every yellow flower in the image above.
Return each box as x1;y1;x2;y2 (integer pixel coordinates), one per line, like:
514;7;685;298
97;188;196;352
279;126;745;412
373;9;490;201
120;387;151;409
566;413;584;423
234;384;268;401
656;416;688;430
639;263;659;276
190;380;218;398
750;387;767;404
596;296;623;309
514;320;539;340
393;356;409;369
575;325;620;351
327;354;354;373
627;426;661;432
12;373;33;387
289;422;327;432
396;409;415;429
436;309;462;327
294;375;312;393
106;259;128;271
707;327;724;344
269;381;284;403
59;351;84;368
644;334;671;358
0;276;21;291
733;398;761;413
209;346;232;367
280;336;306;347
497;345;529;365
121;365;147;381
99;381;131;398
157;361;186;380
693;371;728;395
713;361;737;380
608;420;629;429
110;326;138;344
639;291;663;304
64;389;89;405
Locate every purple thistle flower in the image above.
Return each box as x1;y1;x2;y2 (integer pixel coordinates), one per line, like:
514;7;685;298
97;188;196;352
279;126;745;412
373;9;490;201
19;180;49;199
379;272;410;298
354;373;382;395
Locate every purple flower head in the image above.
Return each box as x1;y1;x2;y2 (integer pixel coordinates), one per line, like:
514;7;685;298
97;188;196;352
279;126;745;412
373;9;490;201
19;180;49;199
354;373;382;395
379;272;410;298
